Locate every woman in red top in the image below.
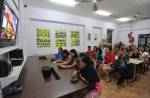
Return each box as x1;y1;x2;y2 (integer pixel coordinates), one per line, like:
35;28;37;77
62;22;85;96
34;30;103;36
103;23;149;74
91;46;98;60
100;47;115;81
86;46;93;57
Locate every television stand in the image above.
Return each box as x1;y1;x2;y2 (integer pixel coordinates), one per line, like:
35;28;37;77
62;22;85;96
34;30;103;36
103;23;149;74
0;56;27;89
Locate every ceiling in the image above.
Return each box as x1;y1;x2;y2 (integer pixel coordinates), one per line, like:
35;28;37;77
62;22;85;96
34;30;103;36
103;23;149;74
23;0;150;23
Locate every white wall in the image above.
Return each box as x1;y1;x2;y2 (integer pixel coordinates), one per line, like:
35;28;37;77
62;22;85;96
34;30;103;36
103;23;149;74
22;6;118;56
89;27;103;47
118;20;150;46
29;20;85;55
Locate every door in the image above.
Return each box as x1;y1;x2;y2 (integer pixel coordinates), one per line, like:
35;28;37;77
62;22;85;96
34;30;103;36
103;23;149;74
138;34;150;47
107;29;113;44
138;35;146;47
146;37;150;48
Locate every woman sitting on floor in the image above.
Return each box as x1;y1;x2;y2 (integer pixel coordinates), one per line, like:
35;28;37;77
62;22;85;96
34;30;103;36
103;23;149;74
58;49;78;68
79;56;101;98
51;47;63;62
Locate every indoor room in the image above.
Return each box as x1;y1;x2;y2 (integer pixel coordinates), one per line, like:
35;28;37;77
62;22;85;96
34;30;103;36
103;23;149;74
0;0;150;98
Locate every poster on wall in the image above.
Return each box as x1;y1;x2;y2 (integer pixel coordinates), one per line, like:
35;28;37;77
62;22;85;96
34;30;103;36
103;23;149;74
88;33;91;40
55;29;67;47
55;39;66;47
36;28;50;48
71;38;80;46
70;31;80;47
128;32;134;43
94;34;98;41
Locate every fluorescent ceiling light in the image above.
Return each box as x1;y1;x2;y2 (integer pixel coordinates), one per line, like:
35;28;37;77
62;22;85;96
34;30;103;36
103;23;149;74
95;10;112;16
117;17;131;22
50;0;78;7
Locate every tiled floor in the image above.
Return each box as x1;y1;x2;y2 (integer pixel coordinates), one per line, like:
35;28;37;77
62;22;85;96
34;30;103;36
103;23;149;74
100;73;150;98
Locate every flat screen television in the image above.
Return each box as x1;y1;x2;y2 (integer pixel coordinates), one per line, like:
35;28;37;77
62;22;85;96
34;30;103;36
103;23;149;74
0;0;18;48
0;0;4;31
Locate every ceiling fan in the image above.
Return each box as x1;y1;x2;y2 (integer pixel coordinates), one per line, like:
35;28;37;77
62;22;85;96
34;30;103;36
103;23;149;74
128;12;150;34
75;0;103;11
133;12;150;21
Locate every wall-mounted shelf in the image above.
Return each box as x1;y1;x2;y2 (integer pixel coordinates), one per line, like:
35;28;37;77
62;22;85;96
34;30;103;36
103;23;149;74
0;46;19;55
0;56;27;88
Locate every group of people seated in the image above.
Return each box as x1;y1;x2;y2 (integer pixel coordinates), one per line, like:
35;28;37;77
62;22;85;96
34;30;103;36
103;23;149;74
50;42;150;97
51;47;101;97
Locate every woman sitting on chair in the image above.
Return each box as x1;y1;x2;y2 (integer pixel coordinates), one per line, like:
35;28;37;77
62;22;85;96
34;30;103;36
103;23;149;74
91;46;98;60
131;48;140;58
56;49;71;63
58;49;78;69
79;56;101;98
51;47;63;62
100;47;115;81
116;49;129;88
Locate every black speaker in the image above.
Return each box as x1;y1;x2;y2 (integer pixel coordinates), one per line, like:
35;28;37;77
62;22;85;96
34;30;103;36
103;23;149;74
9;49;23;59
41;66;51;78
0;59;12;78
11;58;23;66
8;49;23;66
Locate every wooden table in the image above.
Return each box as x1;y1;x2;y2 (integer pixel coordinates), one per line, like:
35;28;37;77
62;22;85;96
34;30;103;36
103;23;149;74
7;56;87;98
129;58;143;81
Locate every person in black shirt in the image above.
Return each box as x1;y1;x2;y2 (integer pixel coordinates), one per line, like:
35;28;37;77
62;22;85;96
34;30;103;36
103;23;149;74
71;53;86;79
97;46;103;62
116;50;129;88
79;56;101;98
131;48;140;58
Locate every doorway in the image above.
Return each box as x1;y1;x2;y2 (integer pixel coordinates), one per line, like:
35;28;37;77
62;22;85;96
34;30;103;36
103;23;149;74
107;29;113;44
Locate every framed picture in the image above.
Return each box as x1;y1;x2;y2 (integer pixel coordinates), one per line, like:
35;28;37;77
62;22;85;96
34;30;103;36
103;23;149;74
129;37;134;43
94;34;97;41
12;0;19;10
88;33;91;40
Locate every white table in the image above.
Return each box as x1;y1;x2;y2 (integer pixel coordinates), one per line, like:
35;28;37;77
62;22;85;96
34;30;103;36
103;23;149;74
129;58;143;65
129;58;143;81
